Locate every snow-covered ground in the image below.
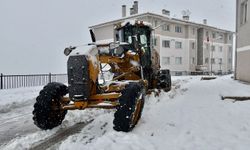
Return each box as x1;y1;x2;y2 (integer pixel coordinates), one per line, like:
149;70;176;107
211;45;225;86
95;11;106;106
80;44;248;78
0;86;42;146
1;75;250;150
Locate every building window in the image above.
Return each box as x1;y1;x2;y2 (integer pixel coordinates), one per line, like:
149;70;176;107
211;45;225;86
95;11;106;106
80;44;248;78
175;72;182;76
192;57;195;64
206;43;209;50
154;38;157;46
228;58;232;63
175;41;182;49
206;31;209;37
229;46;233;53
219;58;223;64
192;42;195;49
162;57;170;65
211;45;215;51
219;46;223;52
205;58;209;64
162;40;170;48
229;34;232;40
192;28;196;35
211;58;215;64
212;32;216;38
228;46;233;57
175;57;182;65
175;26;182;33
219;34;224;40
154;20;158;27
240;1;248;25
162;24;170;31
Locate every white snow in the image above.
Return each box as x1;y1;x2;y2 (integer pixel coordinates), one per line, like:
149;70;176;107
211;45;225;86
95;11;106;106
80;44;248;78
95;39;114;45
0;86;42;113
119;20;152;29
1;75;250;150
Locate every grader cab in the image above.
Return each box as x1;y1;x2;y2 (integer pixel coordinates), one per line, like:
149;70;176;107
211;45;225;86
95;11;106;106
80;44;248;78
32;21;171;132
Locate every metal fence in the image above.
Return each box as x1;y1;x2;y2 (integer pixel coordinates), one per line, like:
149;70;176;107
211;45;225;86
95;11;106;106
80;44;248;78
0;73;67;89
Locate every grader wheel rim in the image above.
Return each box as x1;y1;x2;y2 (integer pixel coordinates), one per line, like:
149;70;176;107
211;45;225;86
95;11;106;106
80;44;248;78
50;97;66;117
50;99;63;118
131;95;143;126
51;97;63;110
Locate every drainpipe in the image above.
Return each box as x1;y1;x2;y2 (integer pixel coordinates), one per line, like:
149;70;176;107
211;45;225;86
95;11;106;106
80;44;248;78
235;0;239;80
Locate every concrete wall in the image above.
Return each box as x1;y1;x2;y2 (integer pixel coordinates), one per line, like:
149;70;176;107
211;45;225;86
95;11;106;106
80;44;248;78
236;0;250;82
237;50;250;82
159;35;190;72
237;0;250;47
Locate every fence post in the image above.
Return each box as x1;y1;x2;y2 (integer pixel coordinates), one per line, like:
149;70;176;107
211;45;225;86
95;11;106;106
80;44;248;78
49;73;52;83
0;73;3;89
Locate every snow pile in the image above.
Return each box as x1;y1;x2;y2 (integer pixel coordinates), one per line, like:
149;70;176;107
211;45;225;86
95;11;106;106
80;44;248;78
0;86;41;113
59;75;250;150
2;75;250;150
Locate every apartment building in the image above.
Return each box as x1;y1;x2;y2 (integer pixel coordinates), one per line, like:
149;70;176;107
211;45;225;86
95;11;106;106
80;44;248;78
90;2;233;75
236;0;250;82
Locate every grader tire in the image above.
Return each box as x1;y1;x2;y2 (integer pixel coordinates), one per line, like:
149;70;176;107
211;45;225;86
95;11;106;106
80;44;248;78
158;70;172;92
33;82;68;130
113;82;145;132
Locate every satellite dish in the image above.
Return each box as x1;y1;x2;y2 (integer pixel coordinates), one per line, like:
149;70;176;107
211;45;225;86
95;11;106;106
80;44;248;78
181;9;191;16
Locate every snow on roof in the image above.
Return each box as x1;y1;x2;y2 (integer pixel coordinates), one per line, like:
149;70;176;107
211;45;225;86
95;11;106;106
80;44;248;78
118;20;152;29
95;39;114;45
70;45;97;56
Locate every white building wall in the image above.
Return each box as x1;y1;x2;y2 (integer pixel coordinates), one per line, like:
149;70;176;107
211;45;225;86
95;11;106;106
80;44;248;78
159;35;190;74
202;41;233;74
211;43;226;72
90;13;233;75
236;0;250;82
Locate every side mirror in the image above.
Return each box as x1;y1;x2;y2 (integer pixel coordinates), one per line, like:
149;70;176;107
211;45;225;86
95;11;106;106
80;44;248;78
64;46;76;56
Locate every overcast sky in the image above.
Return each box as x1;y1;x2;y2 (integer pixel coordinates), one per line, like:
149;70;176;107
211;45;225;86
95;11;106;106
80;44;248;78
0;0;235;74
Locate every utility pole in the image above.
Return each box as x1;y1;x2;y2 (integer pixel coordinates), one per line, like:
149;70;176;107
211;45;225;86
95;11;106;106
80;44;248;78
235;0;239;80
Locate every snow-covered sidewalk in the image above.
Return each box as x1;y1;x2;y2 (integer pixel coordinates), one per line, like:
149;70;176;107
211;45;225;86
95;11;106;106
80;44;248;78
1;75;250;150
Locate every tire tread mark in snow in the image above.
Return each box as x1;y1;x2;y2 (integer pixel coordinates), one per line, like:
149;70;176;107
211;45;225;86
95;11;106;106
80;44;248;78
30;119;93;150
0;113;31;126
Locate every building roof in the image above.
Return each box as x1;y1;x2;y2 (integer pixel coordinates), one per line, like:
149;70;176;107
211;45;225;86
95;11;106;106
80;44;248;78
89;12;233;33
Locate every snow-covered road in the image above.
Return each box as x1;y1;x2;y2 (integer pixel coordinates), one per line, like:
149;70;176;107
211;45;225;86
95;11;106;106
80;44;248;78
0;101;38;145
1;75;250;150
0;87;41;146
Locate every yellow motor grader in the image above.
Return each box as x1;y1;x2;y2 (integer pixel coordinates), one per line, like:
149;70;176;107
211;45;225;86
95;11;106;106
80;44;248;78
32;21;171;132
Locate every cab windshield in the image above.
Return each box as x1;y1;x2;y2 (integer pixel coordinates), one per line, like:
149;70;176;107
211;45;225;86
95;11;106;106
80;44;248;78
116;25;152;68
116;25;151;50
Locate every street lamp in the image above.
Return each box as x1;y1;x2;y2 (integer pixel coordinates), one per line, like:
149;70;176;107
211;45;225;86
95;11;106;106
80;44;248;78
210;35;223;75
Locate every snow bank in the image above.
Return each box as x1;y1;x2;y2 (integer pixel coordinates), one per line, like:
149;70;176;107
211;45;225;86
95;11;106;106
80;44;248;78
0;86;41;113
2;75;250;150
59;75;250;150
